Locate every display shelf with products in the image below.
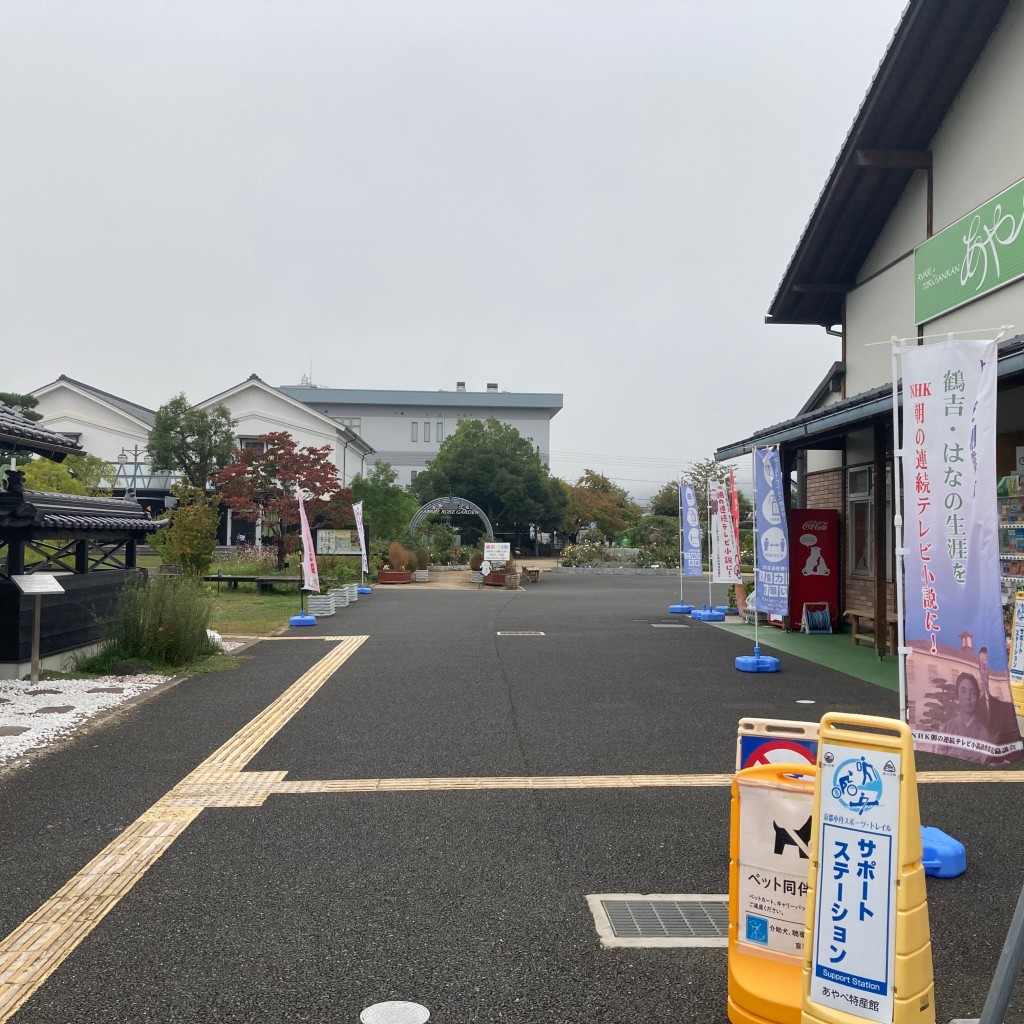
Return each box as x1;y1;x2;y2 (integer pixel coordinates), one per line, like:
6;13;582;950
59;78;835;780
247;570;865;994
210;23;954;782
997;474;1024;610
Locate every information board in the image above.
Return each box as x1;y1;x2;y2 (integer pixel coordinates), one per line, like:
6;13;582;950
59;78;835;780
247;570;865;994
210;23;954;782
12;574;66;595
484;542;511;563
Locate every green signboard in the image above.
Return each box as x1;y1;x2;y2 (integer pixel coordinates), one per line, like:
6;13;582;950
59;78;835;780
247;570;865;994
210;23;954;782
914;176;1024;324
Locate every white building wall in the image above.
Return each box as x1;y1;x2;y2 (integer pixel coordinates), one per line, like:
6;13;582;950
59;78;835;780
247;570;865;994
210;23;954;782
30;387;150;461
845;0;1024;393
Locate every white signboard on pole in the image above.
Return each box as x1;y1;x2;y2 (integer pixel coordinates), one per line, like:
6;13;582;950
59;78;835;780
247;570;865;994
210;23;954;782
484;542;511;563
809;742;901;1022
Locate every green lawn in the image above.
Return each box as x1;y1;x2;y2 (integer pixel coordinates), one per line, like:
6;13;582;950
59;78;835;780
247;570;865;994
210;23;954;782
208;588;306;635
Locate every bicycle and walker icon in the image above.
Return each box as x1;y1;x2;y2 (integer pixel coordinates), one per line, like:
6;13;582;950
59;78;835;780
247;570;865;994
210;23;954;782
830;756;883;815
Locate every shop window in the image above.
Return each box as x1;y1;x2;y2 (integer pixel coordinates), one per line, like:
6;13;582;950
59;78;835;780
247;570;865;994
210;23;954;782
847;465;895;580
849;467;873;577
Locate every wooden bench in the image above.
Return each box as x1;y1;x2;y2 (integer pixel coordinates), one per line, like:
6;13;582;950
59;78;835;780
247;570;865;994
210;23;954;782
845;607;899;654
203;574;303;593
522;566;541;583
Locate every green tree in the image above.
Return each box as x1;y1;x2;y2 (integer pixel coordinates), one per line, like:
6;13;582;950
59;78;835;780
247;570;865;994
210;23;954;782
148;394;237;488
350;461;419;543
649;481;682;518
679;460;754;562
19;452;112;495
0;391;42;421
565;469;641;543
149;482;221;577
409;418;566;547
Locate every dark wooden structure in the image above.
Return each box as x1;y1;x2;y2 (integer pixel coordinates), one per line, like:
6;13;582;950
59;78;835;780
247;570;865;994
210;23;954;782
0;469;165;670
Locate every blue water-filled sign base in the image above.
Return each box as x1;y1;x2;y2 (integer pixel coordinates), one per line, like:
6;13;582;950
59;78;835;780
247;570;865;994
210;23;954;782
921;825;967;878
692;609;726;621
289;614;317;627
735;651;781;672
357;586;373;594
669;603;694;614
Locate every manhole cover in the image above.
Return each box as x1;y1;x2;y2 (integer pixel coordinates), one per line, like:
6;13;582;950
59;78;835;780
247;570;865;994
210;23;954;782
586;894;729;947
360;1002;430;1024
496;631;546;636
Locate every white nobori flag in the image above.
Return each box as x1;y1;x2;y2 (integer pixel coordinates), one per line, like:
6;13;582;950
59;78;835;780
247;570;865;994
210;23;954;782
296;488;320;593
352;500;369;575
710;480;741;583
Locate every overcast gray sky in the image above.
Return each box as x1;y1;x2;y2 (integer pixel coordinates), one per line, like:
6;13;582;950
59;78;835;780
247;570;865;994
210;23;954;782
1;0;905;497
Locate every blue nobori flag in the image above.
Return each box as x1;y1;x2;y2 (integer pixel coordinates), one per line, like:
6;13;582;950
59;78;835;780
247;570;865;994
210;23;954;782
754;446;789;614
679;483;703;576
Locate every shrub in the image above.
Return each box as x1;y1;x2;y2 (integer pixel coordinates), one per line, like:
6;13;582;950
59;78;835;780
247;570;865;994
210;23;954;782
416;548;430;570
76;574;216;671
404;550;417;572
559;542;605;567
469;552;484;571
150;483;221;577
388;540;407;571
318;555;360;587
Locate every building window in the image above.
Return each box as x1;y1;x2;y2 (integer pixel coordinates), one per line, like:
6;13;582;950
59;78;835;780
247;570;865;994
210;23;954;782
424;421;431;443
337;417;361;432
239;437;267;453
411;470;419;481
437;421;443;441
847;465;894;580
411;422;418;442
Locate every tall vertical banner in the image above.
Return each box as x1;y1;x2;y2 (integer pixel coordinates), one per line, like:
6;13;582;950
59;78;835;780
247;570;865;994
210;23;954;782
729;468;742;551
754;446;789;614
679;483;703;576
710;480;741;583
352;500;369;575
296;488;320;593
900;337;1022;764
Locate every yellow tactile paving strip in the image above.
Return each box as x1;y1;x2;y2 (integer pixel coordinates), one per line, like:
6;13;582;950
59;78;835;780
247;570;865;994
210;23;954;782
1;621;1022;1023
0;635;366;1023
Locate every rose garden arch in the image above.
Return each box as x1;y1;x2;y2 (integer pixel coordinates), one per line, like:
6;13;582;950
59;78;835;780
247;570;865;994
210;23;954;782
408;496;494;540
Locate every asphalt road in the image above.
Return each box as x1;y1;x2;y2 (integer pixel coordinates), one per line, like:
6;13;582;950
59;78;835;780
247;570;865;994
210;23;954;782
1;574;1022;1023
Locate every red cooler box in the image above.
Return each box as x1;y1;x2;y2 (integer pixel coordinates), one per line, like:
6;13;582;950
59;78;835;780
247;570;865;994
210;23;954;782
787;509;839;628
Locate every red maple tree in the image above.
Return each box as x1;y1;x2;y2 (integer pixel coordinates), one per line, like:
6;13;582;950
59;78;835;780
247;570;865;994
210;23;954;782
212;432;349;568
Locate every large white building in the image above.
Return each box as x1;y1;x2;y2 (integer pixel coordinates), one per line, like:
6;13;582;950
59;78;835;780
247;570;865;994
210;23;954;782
279;380;563;486
28;375;562;492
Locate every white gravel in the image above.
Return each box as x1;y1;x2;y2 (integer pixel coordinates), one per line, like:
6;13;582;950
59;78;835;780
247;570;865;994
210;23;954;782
0;634;248;770
0;674;170;768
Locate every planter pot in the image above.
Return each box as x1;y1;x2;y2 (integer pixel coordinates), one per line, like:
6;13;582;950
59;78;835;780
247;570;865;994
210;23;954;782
307;595;335;616
346;583;358;602
469;571;483;583
411;570;430;583
483;573;506;587
377;570;413;584
504;573;521;590
329;588;349;608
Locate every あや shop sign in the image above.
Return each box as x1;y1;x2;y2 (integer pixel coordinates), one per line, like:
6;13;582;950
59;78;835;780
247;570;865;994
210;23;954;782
914;175;1024;324
810;743;900;1023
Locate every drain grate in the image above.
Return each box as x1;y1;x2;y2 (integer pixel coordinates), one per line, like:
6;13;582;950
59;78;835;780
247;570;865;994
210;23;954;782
587;894;728;947
496;631;546;636
651;623;689;628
